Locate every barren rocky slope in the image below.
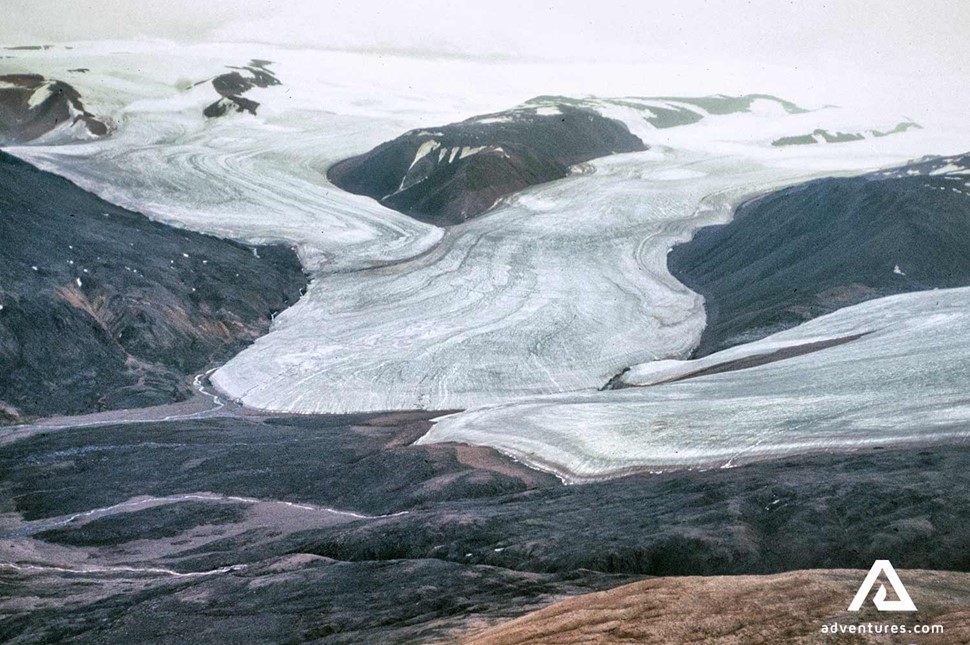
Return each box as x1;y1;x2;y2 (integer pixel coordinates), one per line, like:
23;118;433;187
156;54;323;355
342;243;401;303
668;154;970;355
0;152;306;421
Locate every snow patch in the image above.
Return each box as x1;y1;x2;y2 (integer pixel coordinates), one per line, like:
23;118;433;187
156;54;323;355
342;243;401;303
930;163;967;175
409;139;441;170
26;82;53;109
533;106;562;116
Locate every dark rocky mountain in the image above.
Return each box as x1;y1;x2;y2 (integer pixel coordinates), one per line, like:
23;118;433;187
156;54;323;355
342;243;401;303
327;103;647;226
0;151;306;422
2;410;969;643
771;120;921;146
202;59;281;118
668;153;970;355
0;73;109;143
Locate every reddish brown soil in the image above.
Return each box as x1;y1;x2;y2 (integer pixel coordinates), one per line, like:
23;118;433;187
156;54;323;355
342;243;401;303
462;569;970;644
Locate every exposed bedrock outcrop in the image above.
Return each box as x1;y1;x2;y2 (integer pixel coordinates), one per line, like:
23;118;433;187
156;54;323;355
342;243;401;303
0;73;109;143
327;103;647;225
0;151;306;421
202;59;281;118
668;153;970;355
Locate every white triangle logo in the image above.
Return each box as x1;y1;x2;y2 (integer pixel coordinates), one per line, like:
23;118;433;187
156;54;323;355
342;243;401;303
848;560;917;612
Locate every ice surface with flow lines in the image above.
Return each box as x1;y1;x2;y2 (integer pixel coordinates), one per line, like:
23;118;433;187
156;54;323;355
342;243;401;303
212;151;851;413
420;287;970;482
4;42;970;418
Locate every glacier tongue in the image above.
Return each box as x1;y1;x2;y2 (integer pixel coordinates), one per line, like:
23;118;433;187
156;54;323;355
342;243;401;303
10;108;444;275
419;286;970;482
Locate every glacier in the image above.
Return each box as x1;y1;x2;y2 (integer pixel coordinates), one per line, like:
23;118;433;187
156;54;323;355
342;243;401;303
209;149;896;413
3;42;970;419
420;287;970;482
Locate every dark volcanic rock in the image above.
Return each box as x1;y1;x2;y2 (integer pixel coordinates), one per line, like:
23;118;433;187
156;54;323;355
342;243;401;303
2;411;970;643
0;554;629;645
327;103;647;225
1;412;553;521
668;153;970;355
0;151;306;420
0;412;618;644
289;442;970;578
202;59;281;118
0;73;109;143
3;416;968;577
38;501;248;546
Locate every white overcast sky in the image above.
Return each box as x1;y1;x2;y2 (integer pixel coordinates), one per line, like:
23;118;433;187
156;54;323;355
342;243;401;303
3;1;968;111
